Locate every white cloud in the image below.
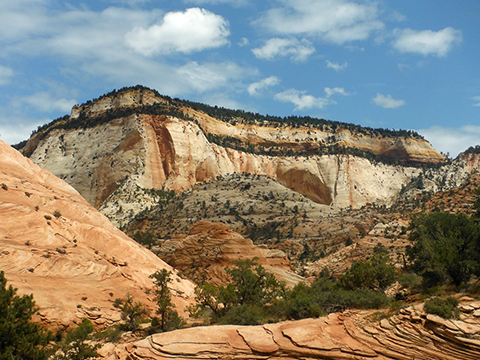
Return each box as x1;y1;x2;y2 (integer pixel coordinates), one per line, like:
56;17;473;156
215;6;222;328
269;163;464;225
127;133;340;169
0;65;14;85
14;92;76;113
177;61;246;93
392;27;462;57
274;87;348;110
252;37;315;62
417;125;480;158
238;37;249;47
326;60;347;72
125;8;230;56
325;87;349;98
372;94;405;109
0;4;248;97
247;76;280;96
184;0;249;6
256;0;384;44
472;96;480;107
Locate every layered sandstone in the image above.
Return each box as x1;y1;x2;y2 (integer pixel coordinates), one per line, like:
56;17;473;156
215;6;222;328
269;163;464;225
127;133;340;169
20;87;444;216
156;221;304;287
0;140;195;330
117;299;480;360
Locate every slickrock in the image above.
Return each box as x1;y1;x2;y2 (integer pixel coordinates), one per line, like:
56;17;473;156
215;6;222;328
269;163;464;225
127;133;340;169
119;302;480;360
156;220;304;287
0;140;195;330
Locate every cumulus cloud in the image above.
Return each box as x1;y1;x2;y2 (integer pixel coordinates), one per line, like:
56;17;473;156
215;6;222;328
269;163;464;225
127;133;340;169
392;27;462;57
0;65;14;85
417;125;480;158
125;8;230;56
472;96;480;107
372;94;405;109
252;37;315;62
256;0;384;44
274;86;348;110
247;76;280;96
14;92;76;113
326;60;347;72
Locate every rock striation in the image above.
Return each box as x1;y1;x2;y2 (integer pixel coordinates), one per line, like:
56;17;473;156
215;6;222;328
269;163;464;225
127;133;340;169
156;220;304;287
19;86;445;218
0;140;195;330
118;299;480;360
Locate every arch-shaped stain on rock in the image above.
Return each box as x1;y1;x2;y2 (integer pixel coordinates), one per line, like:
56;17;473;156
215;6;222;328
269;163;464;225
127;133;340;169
195;157;220;183
277;168;332;205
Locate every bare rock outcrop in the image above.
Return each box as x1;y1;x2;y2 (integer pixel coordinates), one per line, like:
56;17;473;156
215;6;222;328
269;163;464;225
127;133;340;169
156;220;304;287
117;299;480;360
0;140;195;330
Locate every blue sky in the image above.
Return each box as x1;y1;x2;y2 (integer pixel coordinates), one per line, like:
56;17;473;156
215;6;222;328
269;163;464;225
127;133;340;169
0;0;479;157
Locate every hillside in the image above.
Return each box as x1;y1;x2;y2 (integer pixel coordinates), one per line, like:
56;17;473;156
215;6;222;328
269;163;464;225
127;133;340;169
0;139;195;330
18;86;445;218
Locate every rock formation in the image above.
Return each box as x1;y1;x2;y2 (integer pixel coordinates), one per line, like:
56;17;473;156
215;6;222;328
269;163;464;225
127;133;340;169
19;86;446;220
155;220;304;287
116;299;480;359
0;140;195;330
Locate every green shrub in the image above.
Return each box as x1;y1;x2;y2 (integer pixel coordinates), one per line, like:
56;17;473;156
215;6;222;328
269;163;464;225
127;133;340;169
54;318;100;360
0;271;53;359
424;297;459;319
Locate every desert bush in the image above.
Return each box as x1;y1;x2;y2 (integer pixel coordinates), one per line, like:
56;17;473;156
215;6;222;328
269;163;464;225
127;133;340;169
115;293;146;332
424;297;459;319
340;244;395;291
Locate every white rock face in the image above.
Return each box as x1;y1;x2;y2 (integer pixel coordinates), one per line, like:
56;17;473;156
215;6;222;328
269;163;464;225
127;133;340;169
27;113;423;212
23;88;460;223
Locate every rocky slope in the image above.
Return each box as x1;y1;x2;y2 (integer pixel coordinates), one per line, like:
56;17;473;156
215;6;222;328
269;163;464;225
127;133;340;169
153;220;304;287
19;86;445;219
0;140;195;330
115;298;480;360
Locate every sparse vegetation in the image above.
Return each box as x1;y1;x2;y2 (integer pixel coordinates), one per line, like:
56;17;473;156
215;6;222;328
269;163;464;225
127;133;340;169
424;297;459;319
149;270;183;332
114;293;147;332
53;318;100;360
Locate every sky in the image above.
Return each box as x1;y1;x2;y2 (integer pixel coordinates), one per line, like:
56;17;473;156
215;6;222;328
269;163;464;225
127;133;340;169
0;0;479;158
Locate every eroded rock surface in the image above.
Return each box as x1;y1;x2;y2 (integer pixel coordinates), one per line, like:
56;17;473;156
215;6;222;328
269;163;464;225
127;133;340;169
0;140;195;330
156;220;304;287
118;299;480;360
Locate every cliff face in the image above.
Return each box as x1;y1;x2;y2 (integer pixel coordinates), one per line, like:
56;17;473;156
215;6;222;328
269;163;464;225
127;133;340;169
0;140;195;330
21;87;445;214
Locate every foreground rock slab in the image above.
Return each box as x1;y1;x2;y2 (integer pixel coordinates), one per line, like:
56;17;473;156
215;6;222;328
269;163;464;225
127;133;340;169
119;305;480;360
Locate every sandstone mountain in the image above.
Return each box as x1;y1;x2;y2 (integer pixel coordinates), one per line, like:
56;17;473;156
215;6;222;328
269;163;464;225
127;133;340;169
152;220;304;287
0;139;195;330
18;86;447;225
